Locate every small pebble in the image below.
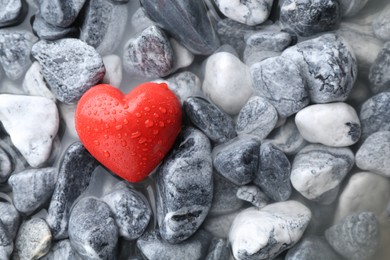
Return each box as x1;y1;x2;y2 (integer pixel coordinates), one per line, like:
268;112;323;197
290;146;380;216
102;55;122;88
325;212;379;260
213;137;260;186
40;239;81;260
202;52;253;115
286;235;341;260
236;185;269;208
254;142;292;201
8;168;57;215
295;102;361;147
32;13;78;41
39;0;86;27
14;218;52;260
205;238;230;260
0;0;24;28
22;62;56;101
0;220;13;260
69;197;118;259
373;5;390;41
184;97;236;144
369;42;390;93
0;201;20;239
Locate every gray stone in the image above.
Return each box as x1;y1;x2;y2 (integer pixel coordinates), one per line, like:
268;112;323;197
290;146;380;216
282;33;357;104
0;0;24;28
14;218;52;260
286;235;342;260
156;127;213;243
165;71;203;104
0;147;12;183
254;142;292;202
369;42;390;93
22;62;56;101
0;201;20;239
340;0;368;17
31;38;105;104
0;137;28;182
32;13;78;41
373;5;390;41
251;56;309;118
39;0;86;27
213;137;260;185
130;7;154;34
0;220;12;260
8;167;57;215
205;238;230;260
69;197;118;259
46;142;99;240
325;212;379;260
102;183;151;240
236;96;278;140
41;239;81;260
236;185;269;208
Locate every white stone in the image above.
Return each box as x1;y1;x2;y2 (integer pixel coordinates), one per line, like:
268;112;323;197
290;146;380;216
22;62;56;101
295;102;361;147
0;94;59;167
102;55;122;88
214;0;273;26
170;38;194;73
229;201;311;260
334;172;390;223
202;52;253;115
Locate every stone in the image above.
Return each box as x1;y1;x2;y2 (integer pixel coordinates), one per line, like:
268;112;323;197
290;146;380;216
373;5;390;41
213;136;260;186
0;220;12;260
334;172;390;223
282;34;357;104
214;0;273;26
236;185;269;208
203;212;239;238
251;56;309;118
80;0;128;55
165;71;203;104
22;62;56;101
286;235;341;260
102;183;151;240
14;218;52;260
295;102;361;147
102;55;122;88
46;142;99;240
325;212;379;260
156;127;213;243
0;147;12;183
359;92;390;141
140;0;220;55
0;94;59;167
0;0;25;28
340;0;368;17
170;38;194;73
39;0;86;27
229;201;311;260
123;25;174;79
356;131;390;177
8;167;57;215
280;0;341;37
0;30;36;80
31;38;106;104
235;96;278;140
205;238;230;260
291;144;354;202
130;7;154;34
254;142;292;201
369;42;390;93
184;97;236;144
41;239;81;260
69;197;118;259
0;201;20;239
32;13;78;41
137;229;212;260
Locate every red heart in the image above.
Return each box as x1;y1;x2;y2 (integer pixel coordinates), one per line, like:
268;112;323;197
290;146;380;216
75;83;182;182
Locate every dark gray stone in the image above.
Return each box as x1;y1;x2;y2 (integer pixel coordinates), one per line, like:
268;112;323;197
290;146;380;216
31;38;105;104
123;25;173;78
156;127;213;243
0;136;29;178
254;142;292;201
0;201;20;239
0;147;12;183
39;0;86;27
32;13;79;41
282;34;357;104
41;239;81;260
102;183;151;240
184;97;236;144
0;220;12;260
286;235;342;260
213;137;260;185
46;142;99;240
0;0;25;28
251;56;309;118
140;0;220;55
325;212;379;260
369;42;390;93
205;238;229;260
8;167;57;215
0;30;36;80
137;229;212;260
69;197;118;259
359;91;390;141
236;185;269;208
280;0;341;37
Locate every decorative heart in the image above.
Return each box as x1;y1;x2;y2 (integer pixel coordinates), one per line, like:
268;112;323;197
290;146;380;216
75;83;182;182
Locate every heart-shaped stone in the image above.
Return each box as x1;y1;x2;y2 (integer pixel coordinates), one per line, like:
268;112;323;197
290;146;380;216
75;83;182;182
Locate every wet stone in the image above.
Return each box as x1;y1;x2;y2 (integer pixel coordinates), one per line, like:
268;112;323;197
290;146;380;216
39;0;86;28
286;235;341;260
205;238;229;260
255;142;292;202
41;239;81;260
0;147;12;183
369;42;390;93
140;0;220;55
123;25;173;79
0;30;36;80
22;62;56;101
282;33;357;104
184;97;236;144
236;185;269;208
0;0;24;28
0;220;13;260
14;218;52;260
46;142;99;240
213;137;260;186
280;0;341;37
69;197;118;259
325;212;379;260
251;56;309;118
0;201;20;239
102;183;151;240
31;38;106;104
156;127;213;243
32;13;78;41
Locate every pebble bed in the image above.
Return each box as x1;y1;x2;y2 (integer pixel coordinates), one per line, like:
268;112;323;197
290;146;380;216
0;0;390;259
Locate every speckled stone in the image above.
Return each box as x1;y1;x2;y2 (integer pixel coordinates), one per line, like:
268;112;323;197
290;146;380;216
0;220;13;260
286;235;341;260
39;0;86;27
32;13;78;41
373;5;390;41
369;42;390;93
0;147;12;183
0;0;25;28
40;239;81;260
236;185;269;208
0;201;20;240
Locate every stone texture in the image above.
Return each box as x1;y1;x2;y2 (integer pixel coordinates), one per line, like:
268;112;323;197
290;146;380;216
32;13;78;41
40;239;81;260
22;62;56;101
286;235;341;260
0;0;25;28
39;0;86;27
236;185;269;208
369;42;390;93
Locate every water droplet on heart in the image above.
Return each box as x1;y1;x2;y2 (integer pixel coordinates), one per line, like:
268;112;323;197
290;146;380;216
167;119;171;124
94;128;99;132
97;102;102;107
87;126;91;131
136;113;141;118
144;106;151;112
159;121;165;127
121;140;127;147
142;148;148;152
158;140;162;145
142;157;147;161
110;118;116;123
123;119;129;124
111;110;116;115
117;133;122;139
123;104;129;109
139;137;147;144
104;134;109;139
116;125;123;130
103;150;110;158
94;140;100;146
153;129;159;135
104;111;109;115
153;113;159;118
168;109;173;114
159;107;167;113
131;131;141;138
145;120;154;128
114;101;119;106
88;111;92;116
105;124;109;129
